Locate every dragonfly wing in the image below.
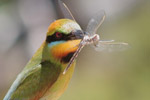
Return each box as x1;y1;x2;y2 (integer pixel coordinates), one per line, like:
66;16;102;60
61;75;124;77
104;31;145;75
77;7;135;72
98;40;115;43
86;10;106;35
94;41;129;52
58;0;75;21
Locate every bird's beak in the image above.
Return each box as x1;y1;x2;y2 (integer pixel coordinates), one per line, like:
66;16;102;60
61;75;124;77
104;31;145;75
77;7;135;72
71;30;84;40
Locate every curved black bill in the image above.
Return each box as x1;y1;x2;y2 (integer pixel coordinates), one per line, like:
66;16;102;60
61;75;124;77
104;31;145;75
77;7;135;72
72;30;84;39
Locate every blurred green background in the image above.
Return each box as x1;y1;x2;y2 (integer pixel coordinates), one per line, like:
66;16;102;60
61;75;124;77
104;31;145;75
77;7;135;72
0;0;150;100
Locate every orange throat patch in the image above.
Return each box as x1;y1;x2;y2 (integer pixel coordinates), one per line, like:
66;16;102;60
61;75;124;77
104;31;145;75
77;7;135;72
50;40;81;62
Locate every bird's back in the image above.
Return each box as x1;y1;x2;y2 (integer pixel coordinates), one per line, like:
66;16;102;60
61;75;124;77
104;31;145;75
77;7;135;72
4;44;62;100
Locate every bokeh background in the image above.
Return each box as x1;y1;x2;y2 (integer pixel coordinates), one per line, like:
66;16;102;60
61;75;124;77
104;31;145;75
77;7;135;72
0;0;150;100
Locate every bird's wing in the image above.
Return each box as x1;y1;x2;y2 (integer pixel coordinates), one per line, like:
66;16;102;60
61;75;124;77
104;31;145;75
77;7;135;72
4;61;61;100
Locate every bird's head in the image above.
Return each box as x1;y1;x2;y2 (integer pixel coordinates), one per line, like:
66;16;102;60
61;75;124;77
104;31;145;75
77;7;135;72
45;19;83;64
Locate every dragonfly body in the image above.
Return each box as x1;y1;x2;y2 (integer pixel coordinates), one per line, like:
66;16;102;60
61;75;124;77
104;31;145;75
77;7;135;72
82;34;100;46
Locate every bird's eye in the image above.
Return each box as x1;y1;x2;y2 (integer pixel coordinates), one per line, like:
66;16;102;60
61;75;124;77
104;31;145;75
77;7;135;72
55;32;62;39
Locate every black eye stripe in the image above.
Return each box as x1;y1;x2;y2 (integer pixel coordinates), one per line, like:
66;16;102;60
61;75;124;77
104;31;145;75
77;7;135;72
46;32;72;43
46;30;83;43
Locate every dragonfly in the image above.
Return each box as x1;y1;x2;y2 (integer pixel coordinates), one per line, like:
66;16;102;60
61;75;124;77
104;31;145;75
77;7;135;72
58;0;128;74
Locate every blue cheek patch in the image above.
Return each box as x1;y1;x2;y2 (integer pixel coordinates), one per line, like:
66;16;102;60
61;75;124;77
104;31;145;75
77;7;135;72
48;41;66;48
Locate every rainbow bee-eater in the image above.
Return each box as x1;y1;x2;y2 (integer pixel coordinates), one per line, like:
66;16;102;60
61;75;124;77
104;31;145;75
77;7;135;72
4;0;128;99
3;0;84;99
4;19;84;100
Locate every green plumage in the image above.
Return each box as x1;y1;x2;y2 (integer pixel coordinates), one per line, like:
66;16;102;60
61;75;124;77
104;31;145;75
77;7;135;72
5;43;62;100
4;19;82;100
11;61;61;99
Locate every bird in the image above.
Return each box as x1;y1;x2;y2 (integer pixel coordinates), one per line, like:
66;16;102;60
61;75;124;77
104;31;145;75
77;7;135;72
4;19;84;100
